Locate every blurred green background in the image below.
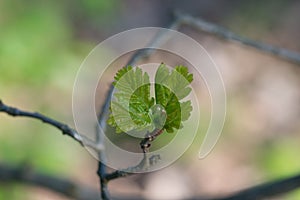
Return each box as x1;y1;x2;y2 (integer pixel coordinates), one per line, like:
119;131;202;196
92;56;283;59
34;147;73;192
1;0;300;199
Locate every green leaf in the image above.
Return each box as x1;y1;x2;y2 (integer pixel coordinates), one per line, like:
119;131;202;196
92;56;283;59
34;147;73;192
108;66;154;133
175;65;193;83
154;63;193;133
180;101;192;121
108;63;193;134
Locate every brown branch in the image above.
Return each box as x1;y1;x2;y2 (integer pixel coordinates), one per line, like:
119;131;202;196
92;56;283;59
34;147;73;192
175;11;300;65
97;86;114;200
0;100;103;152
126;19;181;66
140;129;164;153
103;153;161;182
103;129;163;182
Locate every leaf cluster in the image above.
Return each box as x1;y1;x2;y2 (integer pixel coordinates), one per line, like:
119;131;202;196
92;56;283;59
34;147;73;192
108;63;193;134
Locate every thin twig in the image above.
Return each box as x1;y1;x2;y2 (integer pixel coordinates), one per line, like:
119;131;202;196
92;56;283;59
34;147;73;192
126;19;181;66
175;11;300;65
103;153;161;182
140;129;164;153
97;86;114;200
103;129;163;182
0;100;103;152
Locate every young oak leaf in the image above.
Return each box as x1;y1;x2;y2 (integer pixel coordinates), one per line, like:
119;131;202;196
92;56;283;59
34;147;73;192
108;64;193;134
108;66;154;133
155;63;193;133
